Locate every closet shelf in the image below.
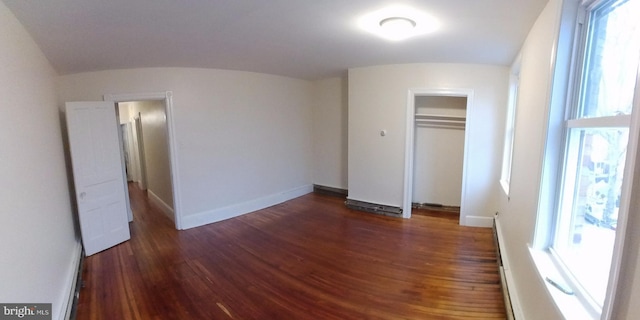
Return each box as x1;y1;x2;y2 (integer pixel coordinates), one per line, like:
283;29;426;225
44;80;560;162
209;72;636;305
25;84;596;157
415;113;466;130
415;113;466;122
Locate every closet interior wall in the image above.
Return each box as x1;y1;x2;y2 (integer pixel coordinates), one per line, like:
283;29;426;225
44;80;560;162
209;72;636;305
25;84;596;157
412;96;467;207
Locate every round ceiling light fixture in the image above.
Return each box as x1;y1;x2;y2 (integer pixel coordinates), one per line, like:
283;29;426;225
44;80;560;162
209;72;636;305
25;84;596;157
379;17;417;32
358;6;439;41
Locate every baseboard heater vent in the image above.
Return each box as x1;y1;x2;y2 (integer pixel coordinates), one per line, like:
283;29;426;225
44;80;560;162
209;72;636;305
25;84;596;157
345;199;402;217
493;216;516;320
66;250;84;320
411;202;460;213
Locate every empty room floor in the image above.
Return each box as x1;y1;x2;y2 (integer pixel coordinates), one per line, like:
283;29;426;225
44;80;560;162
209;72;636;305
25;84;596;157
75;185;506;319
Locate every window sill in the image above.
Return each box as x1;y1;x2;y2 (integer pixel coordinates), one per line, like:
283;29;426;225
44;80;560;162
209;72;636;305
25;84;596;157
528;247;597;320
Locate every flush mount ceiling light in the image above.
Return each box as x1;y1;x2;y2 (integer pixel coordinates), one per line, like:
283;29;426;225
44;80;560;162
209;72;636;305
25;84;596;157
379;17;416;33
358;6;439;41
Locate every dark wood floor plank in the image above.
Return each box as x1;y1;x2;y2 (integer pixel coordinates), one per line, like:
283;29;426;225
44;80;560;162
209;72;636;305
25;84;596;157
75;184;506;319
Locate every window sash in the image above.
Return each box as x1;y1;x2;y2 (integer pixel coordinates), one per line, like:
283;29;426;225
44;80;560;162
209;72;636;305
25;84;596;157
567;114;631;128
549;0;640;315
500;73;520;192
554;126;629;307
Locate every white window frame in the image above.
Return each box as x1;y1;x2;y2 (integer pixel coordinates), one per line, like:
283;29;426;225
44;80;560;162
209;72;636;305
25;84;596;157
500;56;521;196
534;0;640;318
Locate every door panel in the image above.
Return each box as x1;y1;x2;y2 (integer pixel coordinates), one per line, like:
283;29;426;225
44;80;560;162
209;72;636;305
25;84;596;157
66;101;130;256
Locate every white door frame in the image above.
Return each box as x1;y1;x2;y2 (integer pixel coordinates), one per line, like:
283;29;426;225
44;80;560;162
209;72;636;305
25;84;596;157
120;122;136;222
133;114;148;191
104;91;183;230
402;88;474;224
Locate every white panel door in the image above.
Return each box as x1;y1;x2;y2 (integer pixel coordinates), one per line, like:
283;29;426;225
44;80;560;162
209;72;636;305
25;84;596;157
66;101;130;256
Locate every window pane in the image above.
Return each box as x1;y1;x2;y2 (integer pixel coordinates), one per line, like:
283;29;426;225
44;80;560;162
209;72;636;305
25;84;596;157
501;75;519;188
556;127;628;305
579;0;640;118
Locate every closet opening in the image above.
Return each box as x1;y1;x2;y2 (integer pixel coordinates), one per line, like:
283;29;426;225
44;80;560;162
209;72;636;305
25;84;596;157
403;89;473;225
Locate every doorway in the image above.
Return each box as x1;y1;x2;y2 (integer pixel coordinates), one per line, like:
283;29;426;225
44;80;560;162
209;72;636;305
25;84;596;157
107;91;182;230
403;88;473;224
118;100;174;222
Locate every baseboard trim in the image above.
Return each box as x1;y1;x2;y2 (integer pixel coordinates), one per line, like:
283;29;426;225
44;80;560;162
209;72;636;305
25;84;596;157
61;241;83;320
345;198;403;217
464;215;494;227
148;189;175;221
181;184;313;230
313;184;348;198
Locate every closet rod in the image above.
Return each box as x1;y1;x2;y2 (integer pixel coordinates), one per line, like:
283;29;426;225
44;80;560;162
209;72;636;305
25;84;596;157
415;118;465;123
415;113;466;122
415;119;465;125
416;122;465;130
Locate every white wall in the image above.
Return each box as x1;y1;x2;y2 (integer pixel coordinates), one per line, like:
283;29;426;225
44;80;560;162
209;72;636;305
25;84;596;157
348;64;508;224
123;100;174;211
0;2;80;319
57;68;314;229
311;76;348;190
496;1;640;318
495;0;568;318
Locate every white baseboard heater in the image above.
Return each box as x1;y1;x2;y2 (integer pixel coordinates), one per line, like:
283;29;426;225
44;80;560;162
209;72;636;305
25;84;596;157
65;249;84;320
345;199;402;217
493;215;516;320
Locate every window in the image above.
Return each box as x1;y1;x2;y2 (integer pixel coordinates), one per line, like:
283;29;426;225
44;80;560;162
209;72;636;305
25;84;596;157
500;59;521;195
552;0;640;314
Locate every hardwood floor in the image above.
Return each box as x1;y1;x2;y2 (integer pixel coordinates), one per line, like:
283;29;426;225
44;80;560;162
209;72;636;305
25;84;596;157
411;207;461;222
76;184;506;319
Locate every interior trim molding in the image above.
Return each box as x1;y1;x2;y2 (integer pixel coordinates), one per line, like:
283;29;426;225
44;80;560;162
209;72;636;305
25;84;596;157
464;215;494;228
313;184;348;197
403;88;474;224
148;189;175;221
103;91;183;230
181;184;313;229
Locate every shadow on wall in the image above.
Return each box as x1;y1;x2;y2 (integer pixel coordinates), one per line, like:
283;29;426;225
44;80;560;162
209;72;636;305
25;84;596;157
58;108;81;239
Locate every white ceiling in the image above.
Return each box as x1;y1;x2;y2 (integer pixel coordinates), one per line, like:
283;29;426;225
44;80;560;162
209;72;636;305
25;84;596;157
3;0;548;80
